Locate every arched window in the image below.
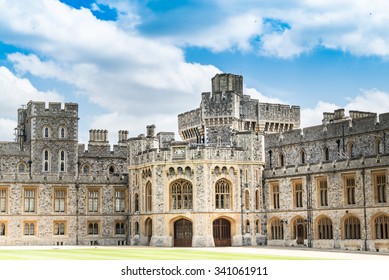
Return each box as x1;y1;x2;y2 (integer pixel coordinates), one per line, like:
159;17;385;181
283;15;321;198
300;149;306;164
279;152;285;167
375;138;382;155
215;179;231;210
317;217;333;239
374;214;389;239
88;222;99;235
58;126;67;139
0;223;5;236
134;221;139;235
245;220;250;233
292;217;307;240
17;162;27;173
347;142;355;158
134;193;139;213
24;222;35;236
115;222;125;235
43;149;50;172
82;164;91;174
109;165;115;174
323;146;330;161
343;216;361;240
170;179;193;210
43;126;50;138
244;189;250;211
269;218;283;240
255;189;260;210
255;219;260;234
59;150;66;172
145;182;152;212
54;222;65;235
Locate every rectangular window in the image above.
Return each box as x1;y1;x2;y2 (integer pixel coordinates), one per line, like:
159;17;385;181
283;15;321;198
317;177;328;207
115;221;126;235
53;221;66;236
0;221;7;236
87;221;99;235
23;188;37;213
54;188;66;213
293;180;303;208
88;189;100;213
343;174;356;205
0;188;7;213
115;190;126;212
23;221;37;236
373;172;387;203
270;182;280;209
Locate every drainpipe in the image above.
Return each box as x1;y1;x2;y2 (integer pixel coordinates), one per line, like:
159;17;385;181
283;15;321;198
306;174;312;248
240;169;244;246
76;183;79;245
362;169;368;251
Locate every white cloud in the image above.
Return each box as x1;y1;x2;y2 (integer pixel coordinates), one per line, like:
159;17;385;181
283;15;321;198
301;89;389;128
0;0;220;140
0;66;63;140
245;87;284;104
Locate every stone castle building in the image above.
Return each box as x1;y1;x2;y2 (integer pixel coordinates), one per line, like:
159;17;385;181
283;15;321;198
0;73;388;251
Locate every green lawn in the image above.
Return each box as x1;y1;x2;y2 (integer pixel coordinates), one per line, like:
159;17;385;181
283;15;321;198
0;247;324;260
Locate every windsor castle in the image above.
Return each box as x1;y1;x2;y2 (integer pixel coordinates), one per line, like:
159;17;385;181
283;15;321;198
0;73;388;252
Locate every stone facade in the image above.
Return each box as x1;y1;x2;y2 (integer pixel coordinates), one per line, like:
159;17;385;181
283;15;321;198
0;73;388;251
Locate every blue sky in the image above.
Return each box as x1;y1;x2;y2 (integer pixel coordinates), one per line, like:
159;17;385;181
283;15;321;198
1;0;389;143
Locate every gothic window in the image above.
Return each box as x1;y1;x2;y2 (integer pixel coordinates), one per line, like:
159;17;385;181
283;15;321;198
115;189;126;212
43;126;50;139
374;214;389;239
293;180;303;208
59;150;66;172
24;222;36;236
134;193;139;213
88;222;99;235
115;222;125;235
109;165;115;174
0;222;6;236
87;188;100;213
59;126;67;139
343;174;356;205
244;189;250;211
317;177;328;207
215;179;231;210
375;138;382;155
278;152;285;167
255;189;260;210
270;182;280;209
43;149;51;172
24;188;36;213
269;218;283;240
255;219;260;234
299;149;306;165
170;179;193;210
134;221;139;235
54;222;66;236
373;172;387;204
245;220;250;233
145;182;152;212
347;142;355;158
292;217;307;240
54;188;66;213
17;162;27;173
82;164;91;174
317;217;333;239
323;146;330;161
343;216;361;240
0;188;7;213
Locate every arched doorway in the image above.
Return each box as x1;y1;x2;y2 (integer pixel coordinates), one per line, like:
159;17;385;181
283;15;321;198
213;218;231;246
145;218;152;245
174;219;192;247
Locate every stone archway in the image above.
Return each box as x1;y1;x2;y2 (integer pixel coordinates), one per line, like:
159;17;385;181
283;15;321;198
174;218;192;247
213;218;231;246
